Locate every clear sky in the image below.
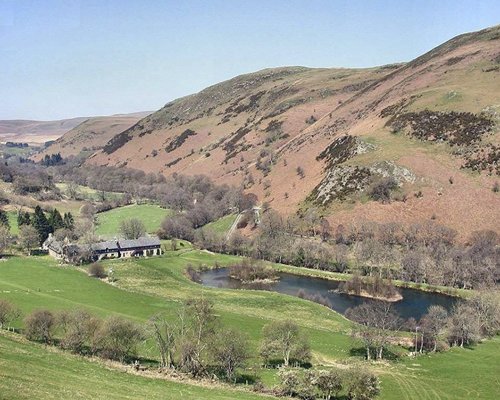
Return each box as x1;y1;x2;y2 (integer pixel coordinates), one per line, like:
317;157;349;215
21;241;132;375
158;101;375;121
0;0;498;120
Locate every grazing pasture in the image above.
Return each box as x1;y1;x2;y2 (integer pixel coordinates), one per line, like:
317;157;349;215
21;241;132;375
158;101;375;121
202;213;238;234
0;251;498;399
95;204;172;237
0;333;269;400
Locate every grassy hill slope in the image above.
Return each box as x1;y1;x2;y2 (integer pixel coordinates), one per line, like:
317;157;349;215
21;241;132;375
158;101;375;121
0;253;499;399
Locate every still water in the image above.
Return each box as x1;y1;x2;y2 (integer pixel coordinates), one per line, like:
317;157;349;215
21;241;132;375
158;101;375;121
200;268;457;320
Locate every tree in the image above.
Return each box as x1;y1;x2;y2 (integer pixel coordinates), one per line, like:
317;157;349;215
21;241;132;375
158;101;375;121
347;369;380;400
0;209;9;229
32;206;51;244
63;212;75;230
17;211;31;227
66;181;80;200
315;369;343;400
178;298;218;376
447;303;481;347
58;309;100;354
419;305;448;352
19;225;40;255
467;290;500;337
0;299;21;331
260;320;311;367
149;313;177;369
48;208;64;232
0;224;10;256
211;327;250;382
368;177;398;203
94;316;144;361
160;215;194;242
80;203;96;220
345;302;402;360
119;218;146;240
24;309;55;343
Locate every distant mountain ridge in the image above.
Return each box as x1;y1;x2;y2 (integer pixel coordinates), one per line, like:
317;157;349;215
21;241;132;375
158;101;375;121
35;111;151;159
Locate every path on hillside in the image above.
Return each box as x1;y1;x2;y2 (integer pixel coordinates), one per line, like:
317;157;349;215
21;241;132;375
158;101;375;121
225;213;243;241
225;206;261;241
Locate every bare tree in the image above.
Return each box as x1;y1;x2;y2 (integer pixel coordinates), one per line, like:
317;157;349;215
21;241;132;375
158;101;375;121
447;303;481;347
260;320;310;367
57;309;99;354
419;305;448;352
119;218;146;239
24;309;55;344
345;301;402;360
0;224;10;256
19;225;40;255
149;313;177;369
0;299;21;331
93;316;144;362
210;327;250;382
178;298;218;376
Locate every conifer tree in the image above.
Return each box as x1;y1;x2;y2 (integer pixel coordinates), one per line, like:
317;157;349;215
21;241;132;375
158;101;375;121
32;206;51;244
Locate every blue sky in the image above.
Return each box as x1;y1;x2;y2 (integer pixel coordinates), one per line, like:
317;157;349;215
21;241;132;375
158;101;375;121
0;0;498;120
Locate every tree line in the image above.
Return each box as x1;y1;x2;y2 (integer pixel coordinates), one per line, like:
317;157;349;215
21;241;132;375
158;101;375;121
345;290;500;360
165;207;498;291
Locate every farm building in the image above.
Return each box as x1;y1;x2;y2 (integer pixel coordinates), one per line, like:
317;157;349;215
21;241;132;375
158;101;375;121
43;234;162;262
91;236;162;260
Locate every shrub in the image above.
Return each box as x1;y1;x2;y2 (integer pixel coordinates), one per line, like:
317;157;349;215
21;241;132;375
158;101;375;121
24;309;55;343
368;177;398;203
347;369;380;400
93;316;144;361
228;258;278;282
0;299;21;330
88;263;106;278
58;309;100;354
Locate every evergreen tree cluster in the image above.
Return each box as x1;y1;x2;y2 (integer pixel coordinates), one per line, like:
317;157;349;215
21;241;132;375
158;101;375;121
41;153;64;167
17;207;74;244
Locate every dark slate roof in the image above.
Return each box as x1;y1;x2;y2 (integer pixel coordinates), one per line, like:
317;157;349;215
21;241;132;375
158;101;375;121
91;236;161;252
44;236;64;254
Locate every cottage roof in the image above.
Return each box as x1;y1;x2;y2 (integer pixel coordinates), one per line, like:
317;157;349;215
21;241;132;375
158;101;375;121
90;236;161;252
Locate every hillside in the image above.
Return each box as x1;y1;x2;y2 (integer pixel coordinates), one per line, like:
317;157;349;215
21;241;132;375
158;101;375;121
0;117;88;144
86;25;500;238
35;112;151;159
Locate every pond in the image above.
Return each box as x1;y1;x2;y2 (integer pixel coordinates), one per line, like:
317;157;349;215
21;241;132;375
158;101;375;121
200;268;458;321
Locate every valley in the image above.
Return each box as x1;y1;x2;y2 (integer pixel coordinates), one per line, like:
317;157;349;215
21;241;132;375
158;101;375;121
0;15;498;400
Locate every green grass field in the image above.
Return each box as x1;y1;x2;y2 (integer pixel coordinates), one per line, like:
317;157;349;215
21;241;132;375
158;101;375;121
0;333;268;400
7;211;19;235
95;204;172;237
203;214;238;234
0;252;498;399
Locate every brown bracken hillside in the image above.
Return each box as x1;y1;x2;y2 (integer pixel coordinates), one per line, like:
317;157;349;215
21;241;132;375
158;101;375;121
76;25;498;238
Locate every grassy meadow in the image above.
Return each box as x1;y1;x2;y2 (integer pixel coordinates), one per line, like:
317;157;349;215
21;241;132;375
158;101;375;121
95;204;172;237
0;333;268;400
202;213;238;234
0;250;499;399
